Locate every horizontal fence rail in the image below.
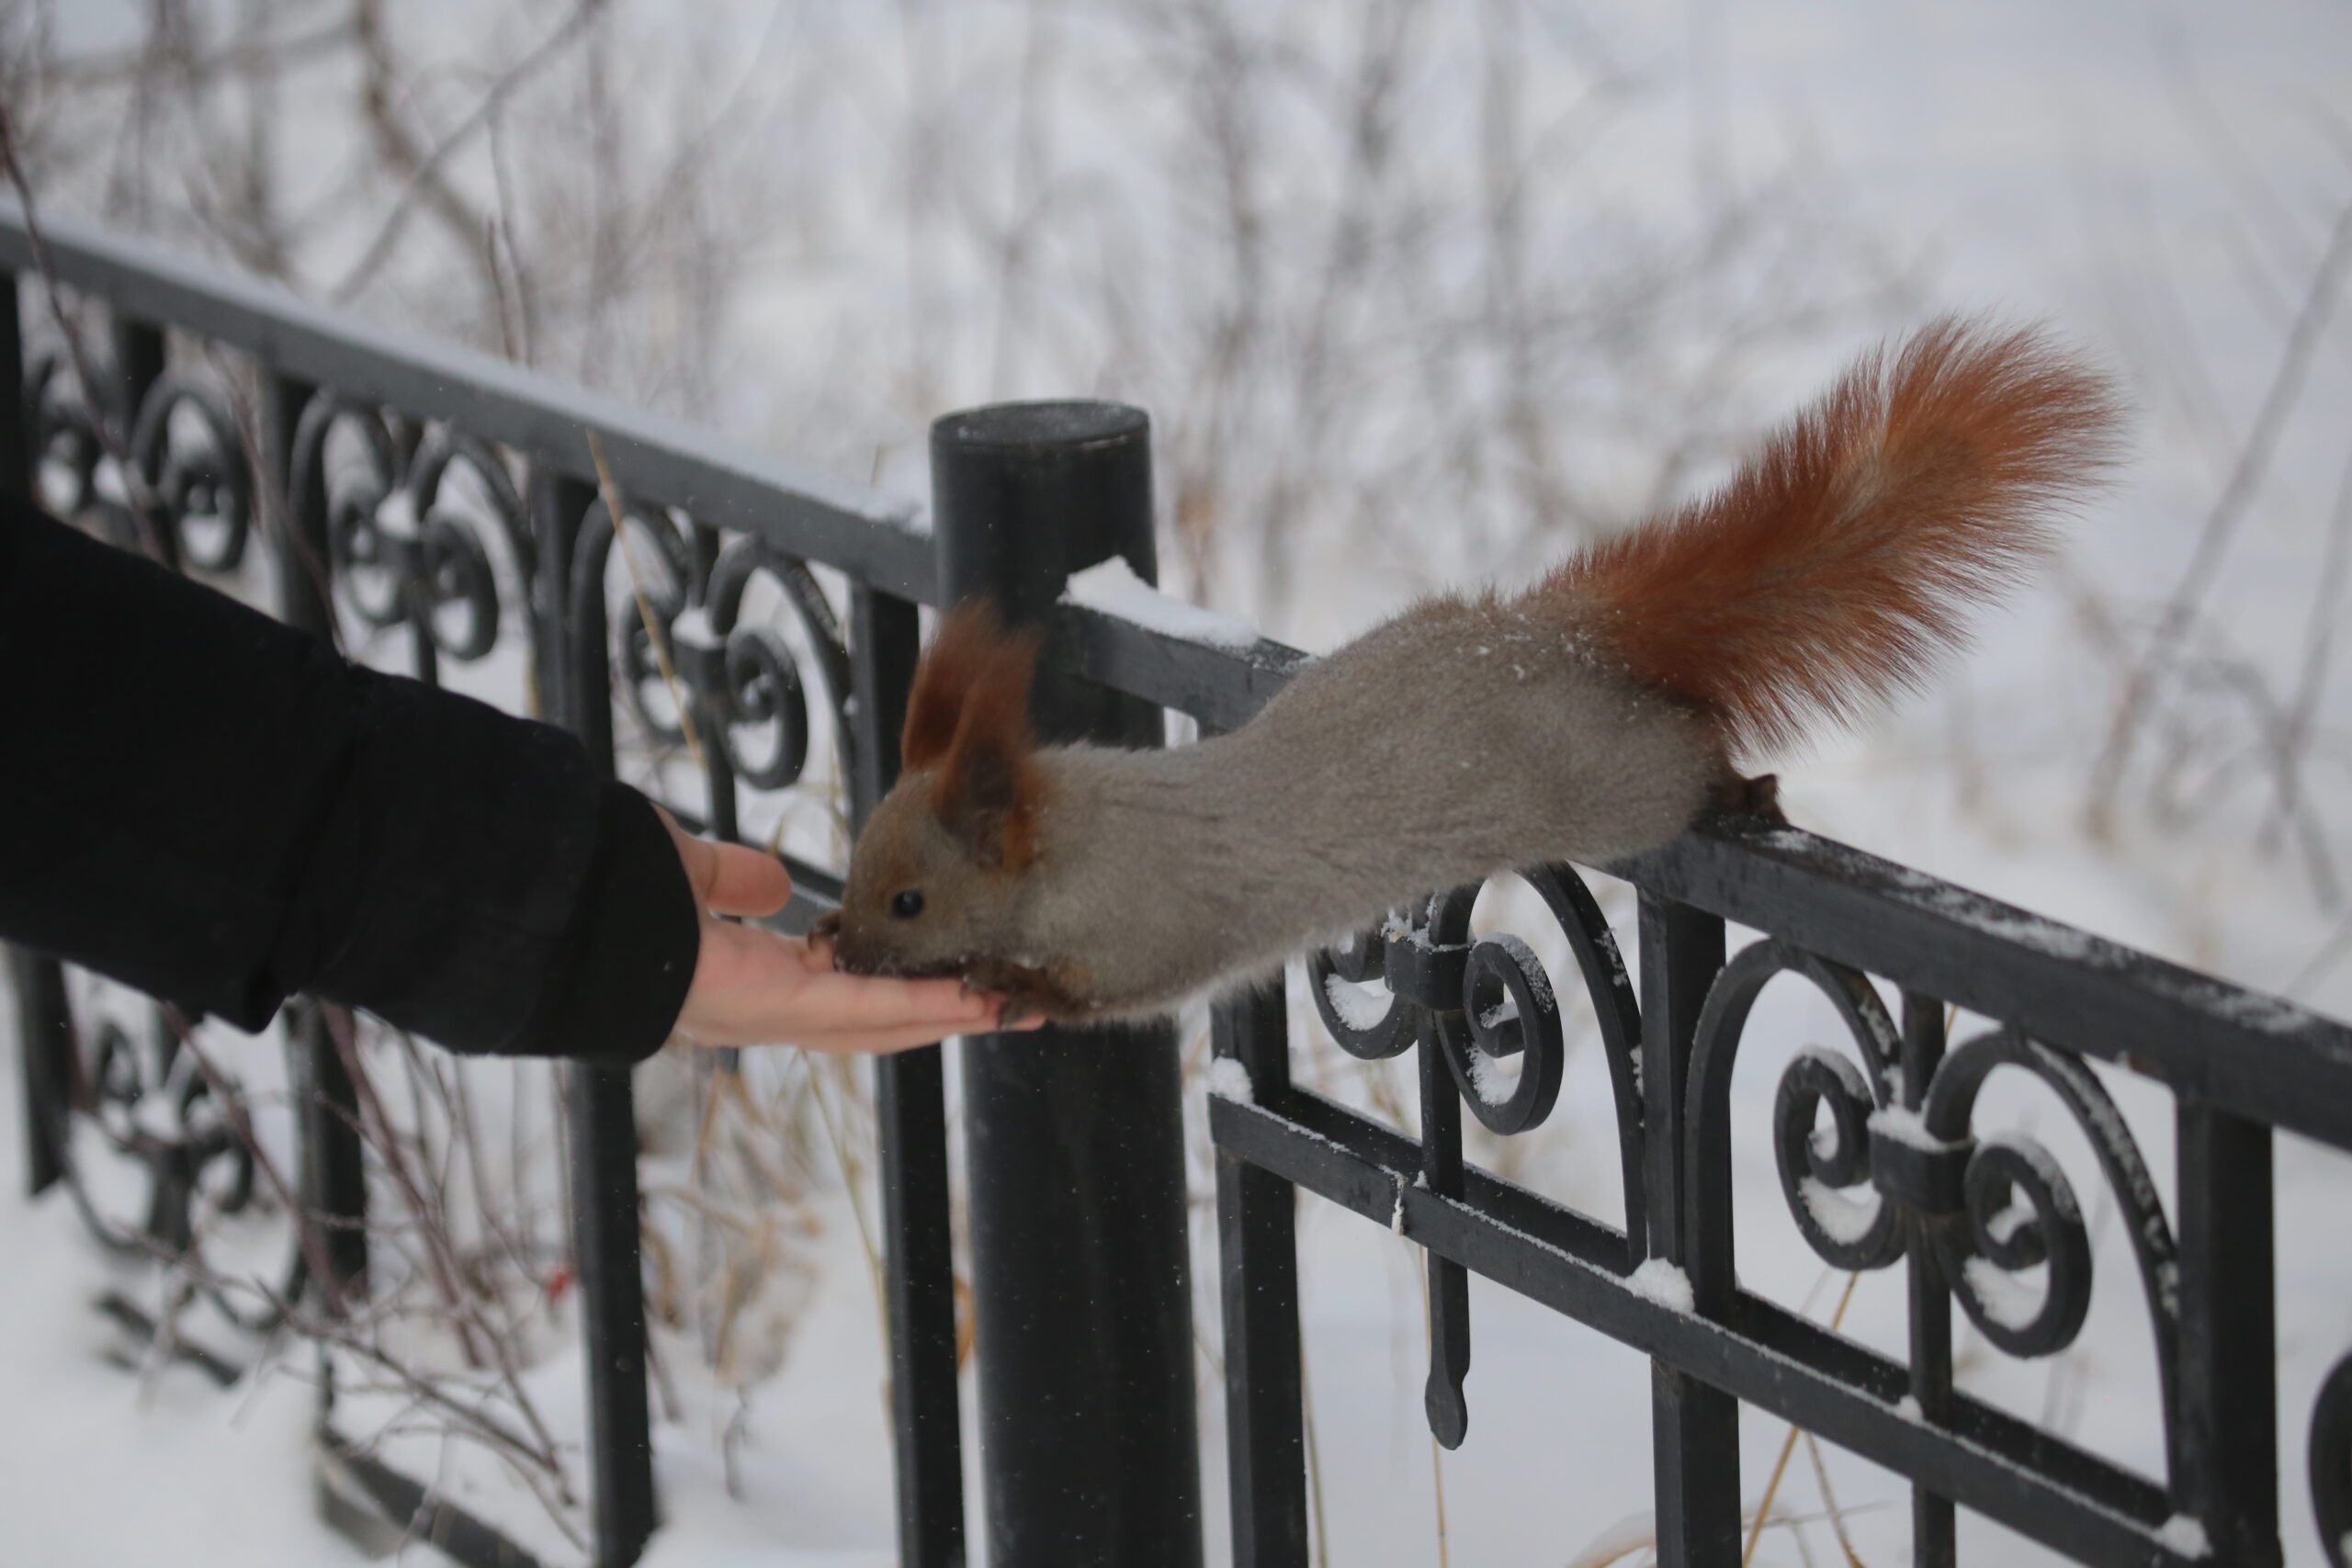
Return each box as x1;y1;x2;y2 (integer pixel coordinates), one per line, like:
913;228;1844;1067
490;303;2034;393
0;202;934;601
6;200;2351;1568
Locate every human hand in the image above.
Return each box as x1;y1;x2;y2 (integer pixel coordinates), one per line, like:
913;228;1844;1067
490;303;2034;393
660;810;1016;1052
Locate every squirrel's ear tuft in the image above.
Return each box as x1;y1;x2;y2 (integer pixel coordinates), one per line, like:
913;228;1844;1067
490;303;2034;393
903;601;1023;770
923;604;1044;868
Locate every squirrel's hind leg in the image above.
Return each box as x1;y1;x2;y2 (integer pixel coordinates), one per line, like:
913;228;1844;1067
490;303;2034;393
1706;768;1787;824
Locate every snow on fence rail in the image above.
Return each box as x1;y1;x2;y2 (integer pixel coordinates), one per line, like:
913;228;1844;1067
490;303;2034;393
6;204;2351;1568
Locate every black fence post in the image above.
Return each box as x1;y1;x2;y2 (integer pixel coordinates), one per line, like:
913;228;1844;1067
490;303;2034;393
1214;983;1309;1568
1639;893;1738;1568
931;401;1204;1568
852;583;970;1568
554;469;659;1568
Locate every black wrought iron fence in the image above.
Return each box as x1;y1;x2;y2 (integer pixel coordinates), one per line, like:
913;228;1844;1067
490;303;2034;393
5;202;2350;1568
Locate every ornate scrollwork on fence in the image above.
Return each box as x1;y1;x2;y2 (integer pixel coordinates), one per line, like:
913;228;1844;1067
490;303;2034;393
1309;882;2189;1477
1687;940;2185;1489
36;968;303;1337
13;359;294;1330
1310;868;1640;1135
402;424;528;662
130;371;252;573
691;534;849;794
27;352;255;573
1689;939;2177;1406
601;499;694;746
296;395;403;627
572;489;856;850
1306;863;1645;1447
26;349;100;519
290;394;530;683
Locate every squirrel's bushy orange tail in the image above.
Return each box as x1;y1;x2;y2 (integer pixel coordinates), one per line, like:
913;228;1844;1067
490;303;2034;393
1551;317;2124;755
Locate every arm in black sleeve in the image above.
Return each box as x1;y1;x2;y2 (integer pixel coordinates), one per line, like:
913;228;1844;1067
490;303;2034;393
0;493;697;1065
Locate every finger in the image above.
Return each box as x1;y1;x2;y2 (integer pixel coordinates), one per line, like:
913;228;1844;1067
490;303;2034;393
786;1001;1044;1048
784;966;1003;1026
790;1021;989;1055
757;959;997;1020
702;840;792;916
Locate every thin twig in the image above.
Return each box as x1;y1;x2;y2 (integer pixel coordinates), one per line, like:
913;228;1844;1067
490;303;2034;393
1298;1314;1330;1568
2263;437;2352;892
1414;1254;1452;1568
1744;1270;1860;1565
333;0;606;304
2089;197;2352;825
0;96;169;560
807;1053;890;1371
585;428;707;772
164;1023;579;1523
1800;1429;1871;1567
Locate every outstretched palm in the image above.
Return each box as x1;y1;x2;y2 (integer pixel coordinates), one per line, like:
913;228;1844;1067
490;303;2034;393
662;812;1012;1052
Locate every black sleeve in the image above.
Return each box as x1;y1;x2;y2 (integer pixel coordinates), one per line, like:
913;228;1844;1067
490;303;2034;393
0;493;697;1066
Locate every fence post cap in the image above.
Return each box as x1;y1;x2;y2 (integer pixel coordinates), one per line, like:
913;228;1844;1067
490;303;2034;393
932;400;1148;452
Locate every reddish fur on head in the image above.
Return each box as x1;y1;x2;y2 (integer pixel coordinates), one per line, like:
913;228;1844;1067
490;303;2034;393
1550;317;2124;755
900;602;1046;869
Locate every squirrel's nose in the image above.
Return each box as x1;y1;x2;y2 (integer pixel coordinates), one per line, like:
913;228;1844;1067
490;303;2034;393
809;910;873;974
824;919;884;976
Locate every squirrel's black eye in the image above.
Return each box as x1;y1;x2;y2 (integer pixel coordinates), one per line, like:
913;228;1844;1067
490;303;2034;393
890;889;925;919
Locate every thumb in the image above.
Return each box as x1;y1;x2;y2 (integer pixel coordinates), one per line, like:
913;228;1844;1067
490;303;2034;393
701;840;792;916
655;805;791;916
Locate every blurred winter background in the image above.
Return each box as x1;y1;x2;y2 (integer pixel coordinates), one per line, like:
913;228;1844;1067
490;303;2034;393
2;0;2350;1563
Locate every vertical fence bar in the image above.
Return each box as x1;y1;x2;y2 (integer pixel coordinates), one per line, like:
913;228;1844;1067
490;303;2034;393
567;1061;658;1568
852;581;970;1568
529;468;576;726
1;268;26;502
108;311;171;568
563;479;618;780
265;367;369;1307
1899;990;1957;1568
684;520;738;844
3;269;74;1201
108;311;164;433
931;401;1204;1568
1639;893;1738;1568
554;469;659;1568
1214;982;1309;1568
265;374;322;631
2174;1100;2280;1565
296;1002;368;1308
1419;1017;1472;1449
11;949;71;1200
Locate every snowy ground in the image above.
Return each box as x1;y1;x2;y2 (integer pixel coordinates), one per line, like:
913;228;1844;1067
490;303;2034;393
9;0;2352;1563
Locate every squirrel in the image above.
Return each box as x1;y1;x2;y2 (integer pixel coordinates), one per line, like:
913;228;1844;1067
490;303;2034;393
820;317;2123;1023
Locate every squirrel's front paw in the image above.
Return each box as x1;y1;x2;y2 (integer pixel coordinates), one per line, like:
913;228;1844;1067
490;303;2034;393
963;955;1091;1024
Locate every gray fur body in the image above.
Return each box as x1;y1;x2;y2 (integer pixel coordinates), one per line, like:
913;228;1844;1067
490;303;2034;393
1018;592;1716;1018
